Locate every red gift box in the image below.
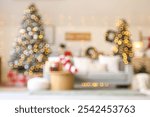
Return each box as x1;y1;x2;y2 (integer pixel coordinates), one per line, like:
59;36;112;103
7;70;28;87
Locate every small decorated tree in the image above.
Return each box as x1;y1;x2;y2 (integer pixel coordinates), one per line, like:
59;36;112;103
114;19;133;64
8;4;51;76
106;19;133;64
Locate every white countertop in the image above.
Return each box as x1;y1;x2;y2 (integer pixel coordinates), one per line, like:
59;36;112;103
0;87;150;100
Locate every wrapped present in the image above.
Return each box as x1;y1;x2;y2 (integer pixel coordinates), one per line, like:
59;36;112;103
7;70;28;87
48;55;78;74
59;55;78;74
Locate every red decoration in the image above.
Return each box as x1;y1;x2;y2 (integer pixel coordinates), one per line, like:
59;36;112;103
59;55;78;74
7;70;28;86
64;51;72;56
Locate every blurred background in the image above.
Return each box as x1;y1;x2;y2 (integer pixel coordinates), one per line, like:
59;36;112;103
0;0;150;99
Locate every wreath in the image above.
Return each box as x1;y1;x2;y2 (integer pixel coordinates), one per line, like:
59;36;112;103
105;30;116;43
85;47;99;59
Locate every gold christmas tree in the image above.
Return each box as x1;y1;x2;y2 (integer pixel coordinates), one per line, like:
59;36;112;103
106;19;133;64
9;4;51;75
113;19;133;64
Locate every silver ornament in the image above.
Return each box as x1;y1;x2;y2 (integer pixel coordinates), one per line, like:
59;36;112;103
33;34;38;39
39;44;43;48
27;27;32;31
24;65;29;70
28;31;33;36
28;45;32;50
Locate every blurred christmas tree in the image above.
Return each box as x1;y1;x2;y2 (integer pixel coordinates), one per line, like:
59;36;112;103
106;19;133;64
9;4;51;75
113;19;133;64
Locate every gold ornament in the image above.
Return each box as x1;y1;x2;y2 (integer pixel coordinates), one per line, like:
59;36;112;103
34;49;38;52
30;66;34;71
114;37;119;43
118;40;122;45
29;70;33;75
118;34;122;38
113;46;118;53
124;39;129;44
34;44;38;48
39;35;43;39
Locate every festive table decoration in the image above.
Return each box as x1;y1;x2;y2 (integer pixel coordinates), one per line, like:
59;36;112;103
105;19;133;64
48;54;78;90
49;55;78;74
59;55;78;74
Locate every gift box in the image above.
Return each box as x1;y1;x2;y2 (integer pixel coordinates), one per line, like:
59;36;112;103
7;70;28;87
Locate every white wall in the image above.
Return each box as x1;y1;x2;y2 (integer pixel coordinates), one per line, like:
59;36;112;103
0;0;150;82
